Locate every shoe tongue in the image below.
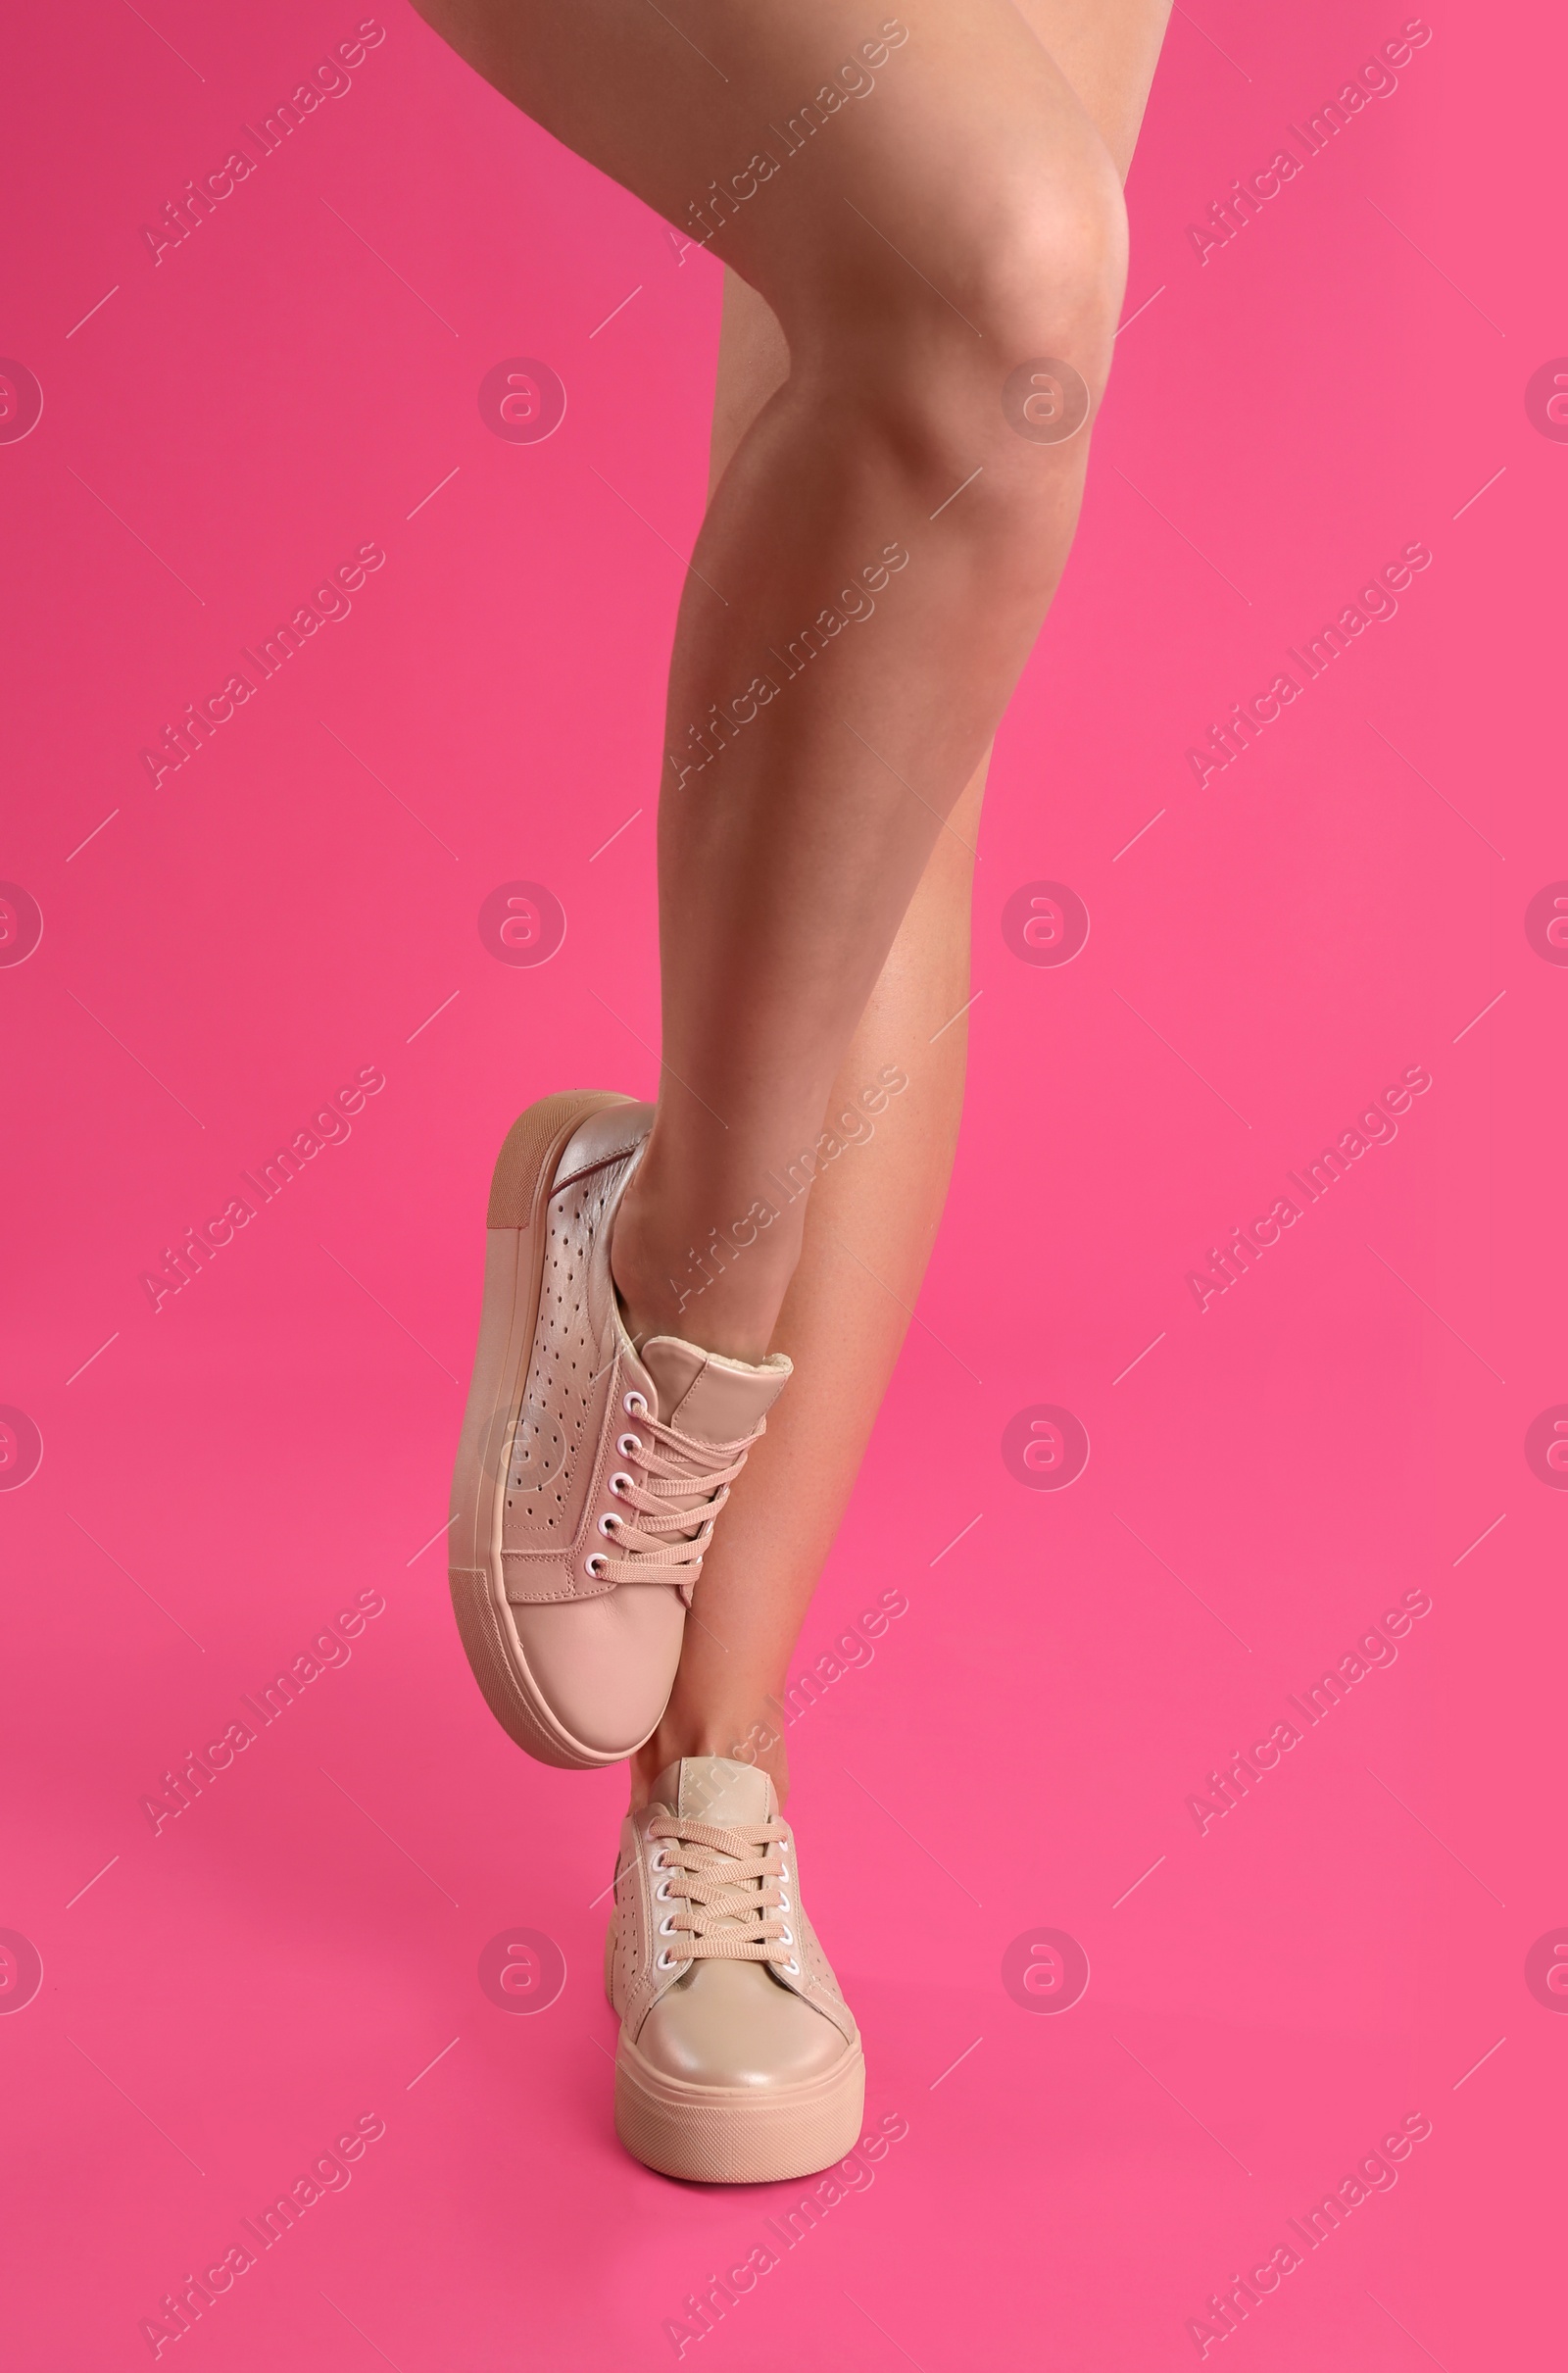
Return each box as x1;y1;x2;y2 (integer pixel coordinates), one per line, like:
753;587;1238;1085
654;1758;778;1948
639;1337;792;1445
652;1755;776;1827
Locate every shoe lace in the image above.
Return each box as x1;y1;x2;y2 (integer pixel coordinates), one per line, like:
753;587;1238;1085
646;1814;795;1967
590;1393;764;1592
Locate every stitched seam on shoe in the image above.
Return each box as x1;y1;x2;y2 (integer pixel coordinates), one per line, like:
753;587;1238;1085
549;1144;642;1200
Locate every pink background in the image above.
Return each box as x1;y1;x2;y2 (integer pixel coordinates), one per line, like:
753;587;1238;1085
2;1;1562;2364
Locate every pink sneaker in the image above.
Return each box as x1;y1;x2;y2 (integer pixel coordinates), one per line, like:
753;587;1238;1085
449;1095;791;1768
608;1757;864;2182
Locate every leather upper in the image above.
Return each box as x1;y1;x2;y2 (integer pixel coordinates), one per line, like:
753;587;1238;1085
610;1758;858;2083
499;1108;790;1610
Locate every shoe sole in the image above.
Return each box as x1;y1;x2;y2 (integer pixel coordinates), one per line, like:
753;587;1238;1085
448;1088;639;1771
613;2031;866;2185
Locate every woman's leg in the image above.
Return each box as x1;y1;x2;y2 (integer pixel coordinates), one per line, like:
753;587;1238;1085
630;0;1173;1804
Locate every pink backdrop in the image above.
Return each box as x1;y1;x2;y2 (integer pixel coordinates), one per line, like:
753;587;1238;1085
3;1;1561;2364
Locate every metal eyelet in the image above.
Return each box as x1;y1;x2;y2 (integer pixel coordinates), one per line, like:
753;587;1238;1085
650;1851;667;1873
659;1913;677;1937
779;1924;794;1948
624;1391;648;1417
657;1948;676;1971
656;1878;673;1903
610;1471;635;1498
598;1511;619;1537
777;1893;791;1915
617;1432;643;1458
783;1957;801;1976
585;1552;609;1579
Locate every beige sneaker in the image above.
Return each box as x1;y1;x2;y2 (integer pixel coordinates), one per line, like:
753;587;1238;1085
449;1096;792;1769
607;1757;864;2183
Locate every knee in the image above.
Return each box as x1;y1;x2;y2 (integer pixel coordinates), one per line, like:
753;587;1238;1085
817;143;1128;542
962;149;1129;394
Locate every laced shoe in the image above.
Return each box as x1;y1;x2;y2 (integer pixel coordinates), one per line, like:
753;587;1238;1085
449;1097;791;1768
607;1756;863;2182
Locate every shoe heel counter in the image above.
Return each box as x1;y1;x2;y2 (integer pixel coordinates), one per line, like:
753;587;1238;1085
487;1091;632;1227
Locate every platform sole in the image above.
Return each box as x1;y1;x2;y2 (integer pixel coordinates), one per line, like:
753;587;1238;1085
614;2032;866;2185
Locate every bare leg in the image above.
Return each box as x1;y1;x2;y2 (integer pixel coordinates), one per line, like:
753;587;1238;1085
631;0;1172;1803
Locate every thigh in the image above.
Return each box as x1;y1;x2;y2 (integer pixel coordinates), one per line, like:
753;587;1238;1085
409;0;1113;334
1009;0;1174;177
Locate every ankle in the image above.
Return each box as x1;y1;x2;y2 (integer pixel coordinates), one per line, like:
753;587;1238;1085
612;1174;799;1362
629;1706;790;1810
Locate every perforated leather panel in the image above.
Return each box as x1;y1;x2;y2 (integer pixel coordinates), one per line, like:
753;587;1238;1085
502;1157;626;1558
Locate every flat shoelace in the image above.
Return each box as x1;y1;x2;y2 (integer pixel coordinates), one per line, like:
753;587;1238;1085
647;1814;792;1963
592;1405;763;1587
